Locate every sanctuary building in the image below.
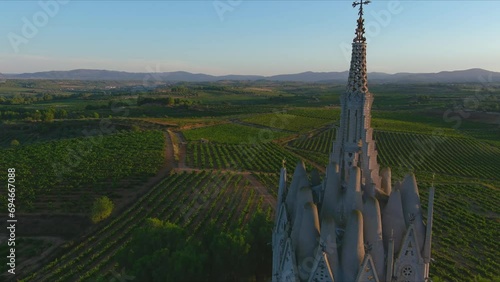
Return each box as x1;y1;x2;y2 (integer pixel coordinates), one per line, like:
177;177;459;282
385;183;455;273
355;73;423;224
272;2;435;281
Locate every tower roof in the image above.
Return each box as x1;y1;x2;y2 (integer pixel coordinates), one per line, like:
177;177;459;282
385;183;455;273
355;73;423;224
347;1;371;94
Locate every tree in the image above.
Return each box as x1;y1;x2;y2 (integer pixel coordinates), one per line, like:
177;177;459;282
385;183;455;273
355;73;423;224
117;219;207;282
33;110;42;121
42;110;55;122
56;109;68;119
10;139;20;147
245;209;273;281
167;96;175;106
209;230;250;281
90;196;114;223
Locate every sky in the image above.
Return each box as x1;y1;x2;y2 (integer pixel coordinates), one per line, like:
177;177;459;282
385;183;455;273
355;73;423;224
0;1;499;76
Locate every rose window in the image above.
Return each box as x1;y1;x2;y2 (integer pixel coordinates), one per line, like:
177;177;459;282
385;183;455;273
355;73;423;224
402;265;413;277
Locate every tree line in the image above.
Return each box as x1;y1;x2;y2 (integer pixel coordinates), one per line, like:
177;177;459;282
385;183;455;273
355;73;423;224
137;96;199;106
0;93;71;105
111;209;273;282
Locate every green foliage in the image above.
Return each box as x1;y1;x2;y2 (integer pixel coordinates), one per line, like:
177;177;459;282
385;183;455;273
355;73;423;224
290;127;500;180
291;127;336;154
242;113;332;133
245;209;274;280
90;196;114;223
22;171;274;281
470;276;500;282
131;125;141;132
374;131;500;180
117;219;207;281
426;183;500;281
0;130;165;212
209;229;251;280
287;107;341;120
10;139;20;147
10;80;500;281
171;85;189;93
137;95;194;106
0;120;142;147
183;123;292;144
372;118;459;136
186;142;314;172
42;109;55;122
117;212;273;281
167;96;175;105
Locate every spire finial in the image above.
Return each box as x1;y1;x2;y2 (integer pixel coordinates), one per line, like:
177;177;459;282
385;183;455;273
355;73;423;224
352;0;370;17
352;0;371;42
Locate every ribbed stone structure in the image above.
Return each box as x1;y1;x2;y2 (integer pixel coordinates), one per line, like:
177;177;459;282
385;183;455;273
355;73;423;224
272;2;435;281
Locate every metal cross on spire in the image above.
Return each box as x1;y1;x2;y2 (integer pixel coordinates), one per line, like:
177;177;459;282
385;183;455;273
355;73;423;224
352;0;371;42
352;0;371;17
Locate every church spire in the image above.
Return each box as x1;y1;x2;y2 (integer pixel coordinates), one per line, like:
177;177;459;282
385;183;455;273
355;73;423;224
273;3;433;281
331;0;378;187
347;0;370;94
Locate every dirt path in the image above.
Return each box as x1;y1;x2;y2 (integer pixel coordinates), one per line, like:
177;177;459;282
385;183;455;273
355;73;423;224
23;130;179;281
22;128;289;280
111;130;175;214
163;131;175;170
175;131;187;169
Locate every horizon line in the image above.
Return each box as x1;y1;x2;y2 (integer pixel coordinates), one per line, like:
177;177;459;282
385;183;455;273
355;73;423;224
1;67;498;77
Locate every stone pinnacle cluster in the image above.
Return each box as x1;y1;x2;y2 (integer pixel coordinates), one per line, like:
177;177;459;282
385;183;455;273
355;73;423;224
272;2;435;282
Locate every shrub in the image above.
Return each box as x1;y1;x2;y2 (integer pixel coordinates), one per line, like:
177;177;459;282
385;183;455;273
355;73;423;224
90;196;114;223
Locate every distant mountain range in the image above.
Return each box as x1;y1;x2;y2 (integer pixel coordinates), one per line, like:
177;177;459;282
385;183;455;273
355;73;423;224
3;68;500;83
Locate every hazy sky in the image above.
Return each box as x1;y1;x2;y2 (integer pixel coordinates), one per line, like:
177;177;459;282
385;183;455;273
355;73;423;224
0;1;499;75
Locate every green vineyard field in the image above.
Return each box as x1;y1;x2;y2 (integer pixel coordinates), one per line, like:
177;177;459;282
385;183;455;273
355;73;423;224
0;130;165;212
421;183;500;281
183;123;291;144
185;142;313;173
241;113;333;133
290;128;500;181
20;170;271;282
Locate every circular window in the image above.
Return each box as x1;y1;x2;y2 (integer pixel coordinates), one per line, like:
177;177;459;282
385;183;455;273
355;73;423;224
402;265;413;277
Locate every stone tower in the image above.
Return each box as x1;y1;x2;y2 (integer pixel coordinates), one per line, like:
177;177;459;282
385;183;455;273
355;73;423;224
272;2;435;282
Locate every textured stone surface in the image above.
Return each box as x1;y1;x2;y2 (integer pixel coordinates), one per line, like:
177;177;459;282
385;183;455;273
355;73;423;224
342;210;365;282
319;216;340;279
